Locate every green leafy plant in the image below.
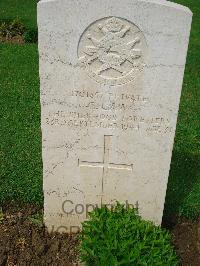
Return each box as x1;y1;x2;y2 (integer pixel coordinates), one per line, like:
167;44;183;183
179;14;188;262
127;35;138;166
0;19;25;38
80;203;179;265
23;28;38;43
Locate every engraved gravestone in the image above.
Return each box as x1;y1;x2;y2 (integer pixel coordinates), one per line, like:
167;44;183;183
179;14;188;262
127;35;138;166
38;0;192;232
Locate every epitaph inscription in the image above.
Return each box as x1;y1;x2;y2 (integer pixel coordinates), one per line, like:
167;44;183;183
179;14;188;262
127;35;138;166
78;17;147;85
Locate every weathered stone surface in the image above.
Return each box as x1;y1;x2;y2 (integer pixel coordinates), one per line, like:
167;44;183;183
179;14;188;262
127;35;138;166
38;0;192;232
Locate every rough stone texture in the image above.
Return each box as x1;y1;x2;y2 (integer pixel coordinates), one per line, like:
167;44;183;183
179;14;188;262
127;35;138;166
38;0;192;232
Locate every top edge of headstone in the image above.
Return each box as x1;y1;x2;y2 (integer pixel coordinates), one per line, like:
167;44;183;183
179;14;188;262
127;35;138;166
38;0;192;15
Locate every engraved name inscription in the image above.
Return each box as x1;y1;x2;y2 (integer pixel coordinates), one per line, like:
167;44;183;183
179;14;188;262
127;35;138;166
44;89;173;134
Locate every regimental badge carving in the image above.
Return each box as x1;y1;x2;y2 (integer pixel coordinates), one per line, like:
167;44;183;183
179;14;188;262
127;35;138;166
78;17;147;85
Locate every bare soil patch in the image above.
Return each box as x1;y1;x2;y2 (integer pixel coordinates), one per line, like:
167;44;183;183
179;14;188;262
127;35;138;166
0;35;24;44
171;218;200;266
0;205;79;266
0;205;199;265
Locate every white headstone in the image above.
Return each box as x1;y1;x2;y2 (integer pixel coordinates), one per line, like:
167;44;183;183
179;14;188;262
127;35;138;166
38;0;192;233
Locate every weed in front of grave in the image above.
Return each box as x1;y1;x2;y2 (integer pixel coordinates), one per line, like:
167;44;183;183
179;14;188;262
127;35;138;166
80;203;179;265
0;19;25;38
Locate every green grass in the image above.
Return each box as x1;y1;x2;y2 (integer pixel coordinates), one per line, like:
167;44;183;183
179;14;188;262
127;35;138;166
0;0;199;219
0;0;38;29
0;44;43;204
164;0;200;220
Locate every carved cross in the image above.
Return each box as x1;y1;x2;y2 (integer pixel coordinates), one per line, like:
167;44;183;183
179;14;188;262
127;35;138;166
78;135;133;201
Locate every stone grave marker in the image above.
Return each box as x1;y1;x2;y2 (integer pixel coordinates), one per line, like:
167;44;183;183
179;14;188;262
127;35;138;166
38;0;192;232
